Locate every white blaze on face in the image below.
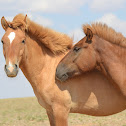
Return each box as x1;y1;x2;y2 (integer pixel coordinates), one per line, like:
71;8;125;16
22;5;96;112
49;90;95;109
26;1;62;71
8;61;14;72
8;32;15;44
9;61;13;67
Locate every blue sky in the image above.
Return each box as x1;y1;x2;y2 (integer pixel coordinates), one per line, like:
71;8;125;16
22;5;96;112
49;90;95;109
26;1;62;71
0;0;126;99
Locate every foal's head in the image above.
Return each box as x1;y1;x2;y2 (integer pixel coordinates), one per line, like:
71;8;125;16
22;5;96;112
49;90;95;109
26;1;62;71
1;16;27;77
56;28;97;81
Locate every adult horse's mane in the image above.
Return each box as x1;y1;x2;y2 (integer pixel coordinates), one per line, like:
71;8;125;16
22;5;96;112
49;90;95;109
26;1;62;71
10;14;73;54
83;23;126;47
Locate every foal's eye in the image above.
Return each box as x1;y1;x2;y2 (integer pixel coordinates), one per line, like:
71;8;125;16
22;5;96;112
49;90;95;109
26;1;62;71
22;40;25;44
1;40;4;44
73;46;81;52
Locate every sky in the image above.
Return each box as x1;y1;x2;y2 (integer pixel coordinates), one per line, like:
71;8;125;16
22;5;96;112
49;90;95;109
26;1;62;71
0;0;126;99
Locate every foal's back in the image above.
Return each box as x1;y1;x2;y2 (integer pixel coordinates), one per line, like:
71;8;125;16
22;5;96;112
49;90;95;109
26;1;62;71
57;70;126;116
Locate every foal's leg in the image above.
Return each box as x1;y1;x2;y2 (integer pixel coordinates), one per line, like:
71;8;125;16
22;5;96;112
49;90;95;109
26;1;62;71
46;110;55;126
53;104;70;126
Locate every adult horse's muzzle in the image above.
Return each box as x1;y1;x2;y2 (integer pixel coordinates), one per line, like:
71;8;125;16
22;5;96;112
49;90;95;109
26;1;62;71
4;64;19;77
56;63;71;82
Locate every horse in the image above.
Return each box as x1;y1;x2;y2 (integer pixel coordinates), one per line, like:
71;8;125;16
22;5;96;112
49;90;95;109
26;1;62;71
56;23;126;98
1;14;126;126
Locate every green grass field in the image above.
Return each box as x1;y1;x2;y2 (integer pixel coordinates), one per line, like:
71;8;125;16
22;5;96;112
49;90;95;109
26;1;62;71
0;97;126;126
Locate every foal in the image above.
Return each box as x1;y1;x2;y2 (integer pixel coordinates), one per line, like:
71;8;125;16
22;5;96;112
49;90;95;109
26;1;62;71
56;23;126;97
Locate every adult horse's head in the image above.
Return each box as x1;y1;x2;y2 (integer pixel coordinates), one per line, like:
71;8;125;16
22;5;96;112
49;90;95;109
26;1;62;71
56;28;97;81
1;15;27;77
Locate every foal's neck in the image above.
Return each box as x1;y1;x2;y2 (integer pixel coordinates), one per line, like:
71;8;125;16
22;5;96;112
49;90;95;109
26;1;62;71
20;36;64;89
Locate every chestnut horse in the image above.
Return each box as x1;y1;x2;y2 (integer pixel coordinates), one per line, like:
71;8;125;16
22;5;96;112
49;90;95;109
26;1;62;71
56;23;126;98
1;15;126;126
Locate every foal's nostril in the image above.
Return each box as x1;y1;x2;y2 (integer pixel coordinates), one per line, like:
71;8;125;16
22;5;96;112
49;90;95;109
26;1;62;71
15;64;18;69
5;65;7;71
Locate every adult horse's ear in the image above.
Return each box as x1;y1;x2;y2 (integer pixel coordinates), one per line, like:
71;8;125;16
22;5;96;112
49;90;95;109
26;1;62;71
85;28;93;44
1;16;8;31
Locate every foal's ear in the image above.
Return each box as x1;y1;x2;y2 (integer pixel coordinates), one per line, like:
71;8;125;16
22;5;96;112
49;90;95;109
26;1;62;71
24;14;27;24
24;14;28;31
1;16;9;31
85;28;93;44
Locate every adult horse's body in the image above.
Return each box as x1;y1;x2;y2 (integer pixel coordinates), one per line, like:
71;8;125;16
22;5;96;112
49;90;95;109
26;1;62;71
56;23;126;98
1;15;126;126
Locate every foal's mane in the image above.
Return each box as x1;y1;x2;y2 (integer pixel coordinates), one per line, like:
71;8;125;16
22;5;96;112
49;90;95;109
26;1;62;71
10;14;73;54
83;23;126;47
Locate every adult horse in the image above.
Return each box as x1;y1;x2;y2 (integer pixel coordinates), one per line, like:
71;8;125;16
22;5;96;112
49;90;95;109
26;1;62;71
1;15;126;126
56;23;126;98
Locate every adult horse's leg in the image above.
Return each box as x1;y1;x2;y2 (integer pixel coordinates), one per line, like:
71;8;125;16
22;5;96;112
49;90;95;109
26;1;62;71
53;104;70;126
47;110;55;126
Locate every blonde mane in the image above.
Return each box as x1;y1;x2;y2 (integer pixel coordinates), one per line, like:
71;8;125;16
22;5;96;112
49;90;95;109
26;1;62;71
10;14;73;54
83;23;126;47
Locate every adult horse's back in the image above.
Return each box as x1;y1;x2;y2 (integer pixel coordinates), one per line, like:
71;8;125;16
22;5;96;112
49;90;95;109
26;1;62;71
1;14;126;126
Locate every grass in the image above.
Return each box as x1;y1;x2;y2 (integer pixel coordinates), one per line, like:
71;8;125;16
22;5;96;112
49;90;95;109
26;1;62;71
0;97;126;126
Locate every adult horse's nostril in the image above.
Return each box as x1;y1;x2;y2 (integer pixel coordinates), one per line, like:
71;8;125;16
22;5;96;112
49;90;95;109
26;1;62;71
60;73;69;82
56;68;58;74
62;74;67;78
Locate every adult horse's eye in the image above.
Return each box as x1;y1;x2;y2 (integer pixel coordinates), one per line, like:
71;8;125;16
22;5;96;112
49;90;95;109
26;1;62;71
73;46;81;52
22;40;25;44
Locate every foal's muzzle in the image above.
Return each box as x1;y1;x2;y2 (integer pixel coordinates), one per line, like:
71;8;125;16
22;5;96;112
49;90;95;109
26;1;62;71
4;64;19;77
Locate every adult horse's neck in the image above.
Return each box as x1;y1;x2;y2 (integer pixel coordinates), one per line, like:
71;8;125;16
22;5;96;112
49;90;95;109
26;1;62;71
94;35;126;96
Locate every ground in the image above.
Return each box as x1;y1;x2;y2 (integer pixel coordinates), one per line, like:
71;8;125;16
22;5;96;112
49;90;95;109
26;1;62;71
0;97;126;126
